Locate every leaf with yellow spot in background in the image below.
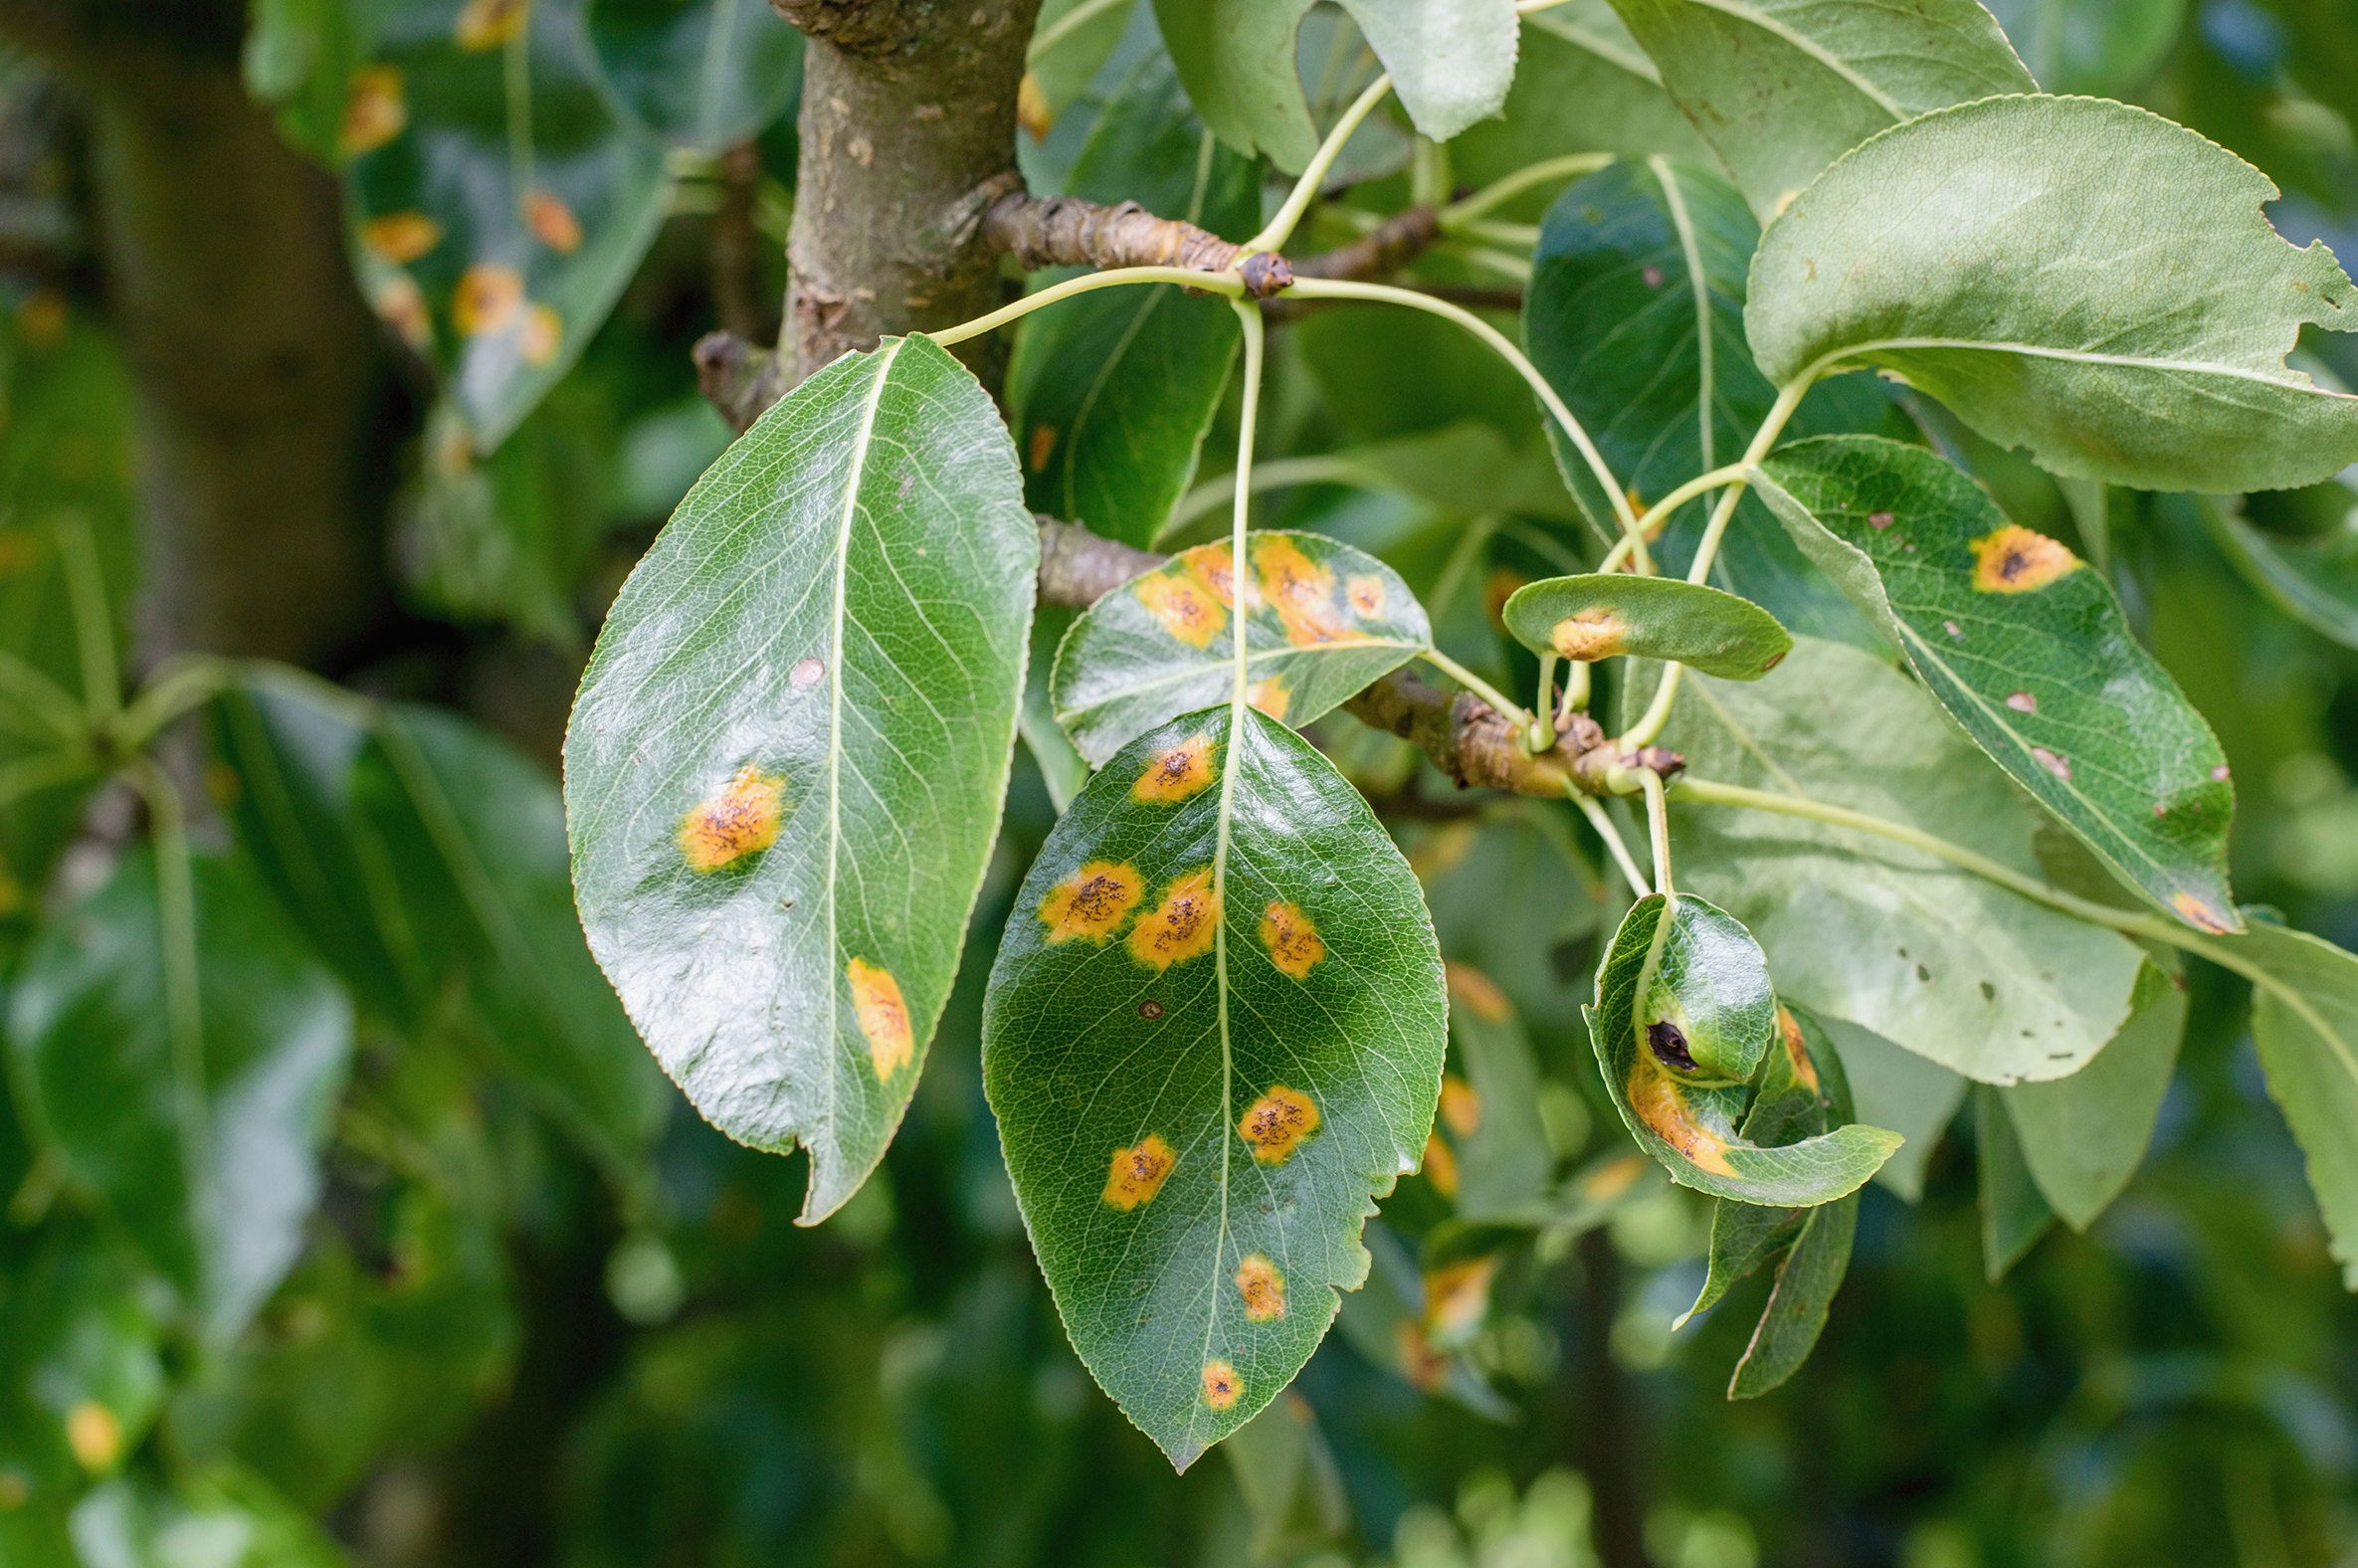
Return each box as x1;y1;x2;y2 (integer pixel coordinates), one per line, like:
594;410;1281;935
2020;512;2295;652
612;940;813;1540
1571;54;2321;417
1751;436;2240;934
982;704;1446;1469
1500;574;1791;680
1051;531;1430;766
565;334;1036;1225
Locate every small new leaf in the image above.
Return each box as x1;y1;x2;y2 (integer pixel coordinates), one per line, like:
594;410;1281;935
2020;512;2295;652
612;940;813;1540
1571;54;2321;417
1501;573;1791;679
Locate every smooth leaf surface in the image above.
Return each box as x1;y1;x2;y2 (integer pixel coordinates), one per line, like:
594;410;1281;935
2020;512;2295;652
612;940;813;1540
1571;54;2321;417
7;849;352;1346
567;335;1036;1222
1754;436;2240;932
1588;894;1898;1203
1455;1;1708;175
1052;534;1429;765
1976;1084;2055;1280
1984;0;2185;95
1150;0;1318;171
1728;1187;1855;1397
1824;1016;1963;1202
1604;0;2034;222
2200;490;2358;652
1334;0;1518;143
1501;573;1790;679
982;706;1446;1469
1747;96;2358;493
586;0;803;148
1661;637;2149;1082
1437;964;1555;1221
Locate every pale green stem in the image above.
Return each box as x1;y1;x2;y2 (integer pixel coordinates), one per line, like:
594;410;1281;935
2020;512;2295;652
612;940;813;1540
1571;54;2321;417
126;757;216;1293
1441;152;1615;229
55;512;120;720
1421;646;1535;732
1447;243;1532;283
1026;0;1131;64
928;265;1243;350
1279;278;1647;565
1572;787;1652;899
1228;300;1266;710
1622;662;1683;752
1640;768;1672;896
1455;218;1541;249
0;649;83;739
116;655;234;749
1532;654;1560;751
1410;135;1449;210
1160;453;1391;543
1560;659;1591;720
1244;74;1395;257
1635;464;1749;539
1515;0;1578;12
0;749;94;812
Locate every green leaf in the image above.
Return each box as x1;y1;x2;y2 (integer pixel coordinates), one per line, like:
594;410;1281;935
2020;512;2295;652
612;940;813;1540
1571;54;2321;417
0;1227;168;1494
1454;3;1708;175
1334;1223;1515;1417
1821;1016;1962;1203
1752;436;2241;934
981;705;1446;1469
1438;964;1555;1221
2198;488;2358;653
1999;951;2186;1230
566;335;1036;1223
1051;533;1429;765
1587;893;1898;1203
1982;0;2185;96
1300;302;1538;448
6;847;353;1346
1660;636;2150;1082
1975;1084;2054;1281
69;1464;347;1568
1412;803;1604;1022
1727;1187;1855;1398
343;0;671;448
1746;96;2358;494
1224;1395;1348;1560
586;0;804;148
1501;573;1791;679
1603;0;2034;222
243;0;375;164
1008;48;1258;549
1334;0;1519;143
1150;0;1319;171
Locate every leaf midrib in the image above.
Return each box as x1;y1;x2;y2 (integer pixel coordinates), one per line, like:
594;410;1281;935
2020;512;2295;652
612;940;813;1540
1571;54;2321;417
1795;336;2338;394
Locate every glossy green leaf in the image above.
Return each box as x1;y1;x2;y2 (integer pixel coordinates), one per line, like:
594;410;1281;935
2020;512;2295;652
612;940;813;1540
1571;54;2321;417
1728;1185;1855;1397
1983;0;2185;96
1051;534;1429;765
343;0;670;448
1746;96;2358;493
1454;3;1708;176
1976;1084;2054;1281
1753;436;2241;933
1333;0;1519;143
1008;48;1258;550
2000;951;2186;1230
1438;964;1555;1221
2199;488;2358;652
1587;893;1898;1203
586;0;803;148
6;847;353;1345
1822;1016;1963;1203
1603;0;2034;222
566;335;1036;1223
1660;636;2149;1082
982;705;1446;1468
1501;573;1790;679
1150;0;1319;171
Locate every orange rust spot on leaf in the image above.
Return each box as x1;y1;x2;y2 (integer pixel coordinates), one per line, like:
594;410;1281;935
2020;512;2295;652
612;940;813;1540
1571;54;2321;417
1102;1133;1176;1211
1445;960;1512;1022
1581;1153;1646;1203
371;276;433;350
1235;1254;1286;1321
1127;868;1219;969
2171;891;2234;934
1132;733;1216;804
1423;1257;1497;1342
360;211;443;264
1259;900;1324;978
1439;1074;1481;1137
1550;605;1628;662
65;1401;120;1471
1239;1084;1320;1164
523;188;581;253
1777;1006;1821;1094
1038;860;1144;943
1971;524;2079;593
848;958;914;1079
1254;534;1353;646
1178;542;1253;608
1422;1131;1460;1197
520;303;562;365
1201;1358;1242;1410
1394;1319;1447;1389
1347;574;1388;618
455;0;530;51
1627;1059;1736;1176
1026;423;1057;472
340;66;407;155
1133;564;1227;649
1016;71;1053;140
453;264;524;336
678;765;785;872
1246;677;1290;721
1482;567;1527;633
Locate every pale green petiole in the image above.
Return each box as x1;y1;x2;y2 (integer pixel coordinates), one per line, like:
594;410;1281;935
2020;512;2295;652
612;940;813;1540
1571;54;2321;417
1244;74;1396;258
929;266;1246;350
1420;646;1535;731
1572;786;1652;900
1441;153;1615;230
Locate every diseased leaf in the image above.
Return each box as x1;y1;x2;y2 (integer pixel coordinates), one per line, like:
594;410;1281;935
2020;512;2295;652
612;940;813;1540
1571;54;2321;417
1976;1084;2054;1280
1333;0;1519;143
1009;48;1258;549
1603;0;2034;222
1436;963;1555;1221
1587;893;1898;1203
1753;436;2240;933
982;705;1446;1469
1728;1185;1855;1398
586;0;804;149
1501;573;1790;679
1823;1016;1963;1202
1660;637;2149;1082
566;335;1036;1222
1052;533;1429;765
2000;951;2186;1230
343;0;670;448
2199;488;2358;652
1746;96;2358;493
6;848;353;1346
1333;1223;1514;1418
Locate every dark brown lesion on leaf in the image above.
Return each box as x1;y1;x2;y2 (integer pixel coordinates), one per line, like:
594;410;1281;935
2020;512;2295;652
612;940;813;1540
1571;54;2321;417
1647;1020;1696;1072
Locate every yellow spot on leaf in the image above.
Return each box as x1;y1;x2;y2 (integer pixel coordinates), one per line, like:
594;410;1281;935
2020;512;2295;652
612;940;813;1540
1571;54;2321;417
523;188;581;253
1627;1058;1736;1176
520;302;563;365
1235;1254;1286;1321
371;276;433;350
1026;423;1057;472
1179;542;1253;609
1258;900;1324;978
1777;1006;1820;1094
1239;1084;1319;1164
1134;564;1227;649
1127;868;1219;969
1038;860;1144;943
1016;71;1053;140
1444;960;1511;1022
2171;891;2234;934
1102;1133;1176;1211
1550;605;1628;662
65;1402;119;1471
453;264;524;336
848;958;914;1079
1254;534;1353;646
455;0;531;51
1346;574;1387;618
339;66;407;155
1439;1074;1481;1137
1422;1131;1460;1197
360;211;443;265
1970;524;2079;593
678;765;785;872
1246;677;1290;721
1394;1319;1447;1389
1202;1358;1242;1410
1581;1154;1645;1203
1423;1257;1497;1342
1132;733;1216;804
